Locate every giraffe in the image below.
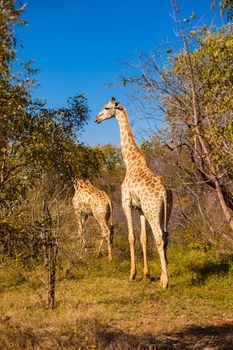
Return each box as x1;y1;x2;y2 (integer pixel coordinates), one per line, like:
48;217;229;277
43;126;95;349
95;98;172;288
72;177;114;262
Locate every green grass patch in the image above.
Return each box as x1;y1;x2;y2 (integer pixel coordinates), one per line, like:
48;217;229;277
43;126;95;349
0;264;26;292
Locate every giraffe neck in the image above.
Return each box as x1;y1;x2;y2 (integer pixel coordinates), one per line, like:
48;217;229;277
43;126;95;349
116;109;145;169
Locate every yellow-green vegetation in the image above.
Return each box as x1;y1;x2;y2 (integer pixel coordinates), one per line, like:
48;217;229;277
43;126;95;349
1;2;233;349
0;241;233;349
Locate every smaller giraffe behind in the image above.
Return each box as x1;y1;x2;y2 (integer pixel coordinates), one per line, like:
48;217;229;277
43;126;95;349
72;177;114;261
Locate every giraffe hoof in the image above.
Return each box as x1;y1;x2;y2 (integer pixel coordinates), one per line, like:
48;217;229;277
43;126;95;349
160;278;169;289
143;269;150;279
143;273;151;281
130;273;136;281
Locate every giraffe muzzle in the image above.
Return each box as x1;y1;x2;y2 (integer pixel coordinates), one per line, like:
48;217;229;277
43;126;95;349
95;116;101;123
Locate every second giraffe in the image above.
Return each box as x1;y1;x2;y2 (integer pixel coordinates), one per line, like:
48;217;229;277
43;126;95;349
72;177;114;262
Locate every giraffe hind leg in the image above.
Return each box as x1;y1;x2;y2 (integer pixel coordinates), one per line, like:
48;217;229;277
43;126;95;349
153;225;169;288
95;216;112;262
97;238;104;257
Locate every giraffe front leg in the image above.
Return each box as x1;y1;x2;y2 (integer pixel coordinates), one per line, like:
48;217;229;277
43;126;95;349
74;211;85;245
140;214;150;280
123;200;137;280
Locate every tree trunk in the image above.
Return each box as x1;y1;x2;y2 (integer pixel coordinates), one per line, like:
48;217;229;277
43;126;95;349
215;180;233;231
180;19;233;233
46;240;58;310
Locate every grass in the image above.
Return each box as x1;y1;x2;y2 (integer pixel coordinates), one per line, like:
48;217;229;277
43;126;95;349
0;239;233;349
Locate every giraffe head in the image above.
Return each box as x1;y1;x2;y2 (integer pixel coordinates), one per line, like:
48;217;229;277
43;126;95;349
95;97;123;123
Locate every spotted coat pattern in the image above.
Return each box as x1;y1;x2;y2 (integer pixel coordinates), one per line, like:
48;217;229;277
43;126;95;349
72;178;113;261
95;98;172;288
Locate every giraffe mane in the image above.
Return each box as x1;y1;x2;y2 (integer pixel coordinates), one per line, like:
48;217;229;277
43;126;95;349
122;109;144;158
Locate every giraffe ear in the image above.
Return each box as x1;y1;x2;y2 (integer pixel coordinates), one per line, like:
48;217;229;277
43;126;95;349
115;102;123;110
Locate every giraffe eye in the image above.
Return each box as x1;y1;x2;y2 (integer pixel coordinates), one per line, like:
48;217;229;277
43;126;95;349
105;107;110;110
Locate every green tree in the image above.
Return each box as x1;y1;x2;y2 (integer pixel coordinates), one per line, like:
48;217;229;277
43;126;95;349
0;0;101;260
0;0;35;208
93;144;124;193
0;0;103;308
120;8;233;236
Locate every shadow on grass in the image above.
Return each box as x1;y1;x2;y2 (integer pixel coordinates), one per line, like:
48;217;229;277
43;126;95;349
190;255;233;285
99;323;233;350
1;317;233;349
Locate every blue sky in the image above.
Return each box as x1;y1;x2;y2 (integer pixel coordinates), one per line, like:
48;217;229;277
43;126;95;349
17;0;223;146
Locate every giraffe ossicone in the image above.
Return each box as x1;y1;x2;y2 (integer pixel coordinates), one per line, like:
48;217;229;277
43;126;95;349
95;98;172;288
72;177;114;262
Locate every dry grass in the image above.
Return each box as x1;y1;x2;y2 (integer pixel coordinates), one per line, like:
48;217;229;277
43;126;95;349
0;243;233;349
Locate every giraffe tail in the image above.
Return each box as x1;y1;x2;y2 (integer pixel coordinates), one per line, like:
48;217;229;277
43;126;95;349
163;190;172;233
109;201;114;244
163;189;172;233
163;192;167;234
